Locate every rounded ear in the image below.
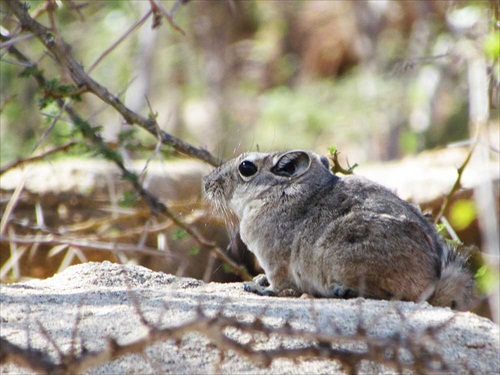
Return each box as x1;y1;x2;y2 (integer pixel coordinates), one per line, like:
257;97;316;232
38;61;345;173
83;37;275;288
271;151;311;178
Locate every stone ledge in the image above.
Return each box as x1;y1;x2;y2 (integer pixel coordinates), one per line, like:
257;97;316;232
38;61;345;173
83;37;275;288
1;262;498;374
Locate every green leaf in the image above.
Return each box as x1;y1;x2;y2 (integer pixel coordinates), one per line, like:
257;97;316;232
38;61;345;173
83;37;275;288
118;190;138;207
188;246;200;256
327;146;337;155
38;96;54;110
172;229;188;241
44;78;59;91
19;66;41;78
435;223;446;234
222;262;234;273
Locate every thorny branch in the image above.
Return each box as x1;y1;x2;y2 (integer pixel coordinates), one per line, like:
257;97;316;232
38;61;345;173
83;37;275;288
0;16;251;281
0;305;459;375
4;0;220;167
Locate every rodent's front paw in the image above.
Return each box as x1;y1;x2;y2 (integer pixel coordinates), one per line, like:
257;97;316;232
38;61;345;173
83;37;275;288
253;274;270;287
331;284;358;299
243;281;277;296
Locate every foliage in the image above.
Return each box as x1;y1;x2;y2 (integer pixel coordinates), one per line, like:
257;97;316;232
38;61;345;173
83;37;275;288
1;1;498;162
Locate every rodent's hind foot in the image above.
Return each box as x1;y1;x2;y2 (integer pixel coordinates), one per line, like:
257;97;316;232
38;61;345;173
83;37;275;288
243;281;277;296
331;284;358;299
243;282;300;298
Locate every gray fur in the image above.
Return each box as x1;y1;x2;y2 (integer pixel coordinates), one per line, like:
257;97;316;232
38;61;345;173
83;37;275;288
203;150;477;310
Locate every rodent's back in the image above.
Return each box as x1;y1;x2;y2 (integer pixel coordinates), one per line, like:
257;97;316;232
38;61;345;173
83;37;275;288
283;175;442;299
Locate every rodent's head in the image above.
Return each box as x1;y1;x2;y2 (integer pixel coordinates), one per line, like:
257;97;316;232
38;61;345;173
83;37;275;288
203;150;333;219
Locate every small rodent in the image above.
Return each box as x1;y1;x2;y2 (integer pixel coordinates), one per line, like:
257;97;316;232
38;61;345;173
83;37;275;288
203;150;476;310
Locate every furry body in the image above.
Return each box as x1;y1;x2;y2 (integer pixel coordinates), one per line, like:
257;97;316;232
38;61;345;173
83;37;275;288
204;150;476;310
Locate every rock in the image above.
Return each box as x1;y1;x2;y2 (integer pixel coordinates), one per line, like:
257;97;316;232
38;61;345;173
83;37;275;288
1;262;498;374
2;148;497;204
0;159;208;202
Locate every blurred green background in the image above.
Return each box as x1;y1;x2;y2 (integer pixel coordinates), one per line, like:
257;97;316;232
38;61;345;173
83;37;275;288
1;0;498;165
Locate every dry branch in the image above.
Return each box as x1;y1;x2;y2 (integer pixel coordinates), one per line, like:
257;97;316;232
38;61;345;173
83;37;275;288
0;304;459;374
0;234;171;257
148;0;186;34
4;0;220;167
0;141;78;176
87;9;153;73
433;144;476;225
0;33;34;49
2;3;250;281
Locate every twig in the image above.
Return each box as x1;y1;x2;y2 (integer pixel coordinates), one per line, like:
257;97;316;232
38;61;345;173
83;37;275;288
1;228;28;280
31;101;68;152
148;0;186;34
0;140;78;176
328;148;358;175
0;234;176;258
69;297;86;359
2;8;246;279
45;0;68;81
61;210;169;236
64;0;88;22
0;308;457;374
87;76;137;122
0;172;26;235
0;33;34;49
0;337;54;374
138;96;163;180
433;144;476;225
36;320;64;362
4;0;220;166
87;9;153;74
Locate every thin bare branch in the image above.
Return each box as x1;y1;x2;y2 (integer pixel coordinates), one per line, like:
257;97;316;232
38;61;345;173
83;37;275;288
138;96;163;181
433;144;476;225
4;0;220;166
0;172;26;236
0;141;78;176
0;337;55;374
87;9;153;74
0;308;458;374
0;234;175;258
148;0;186;34
2;7;245;278
0;33;34;49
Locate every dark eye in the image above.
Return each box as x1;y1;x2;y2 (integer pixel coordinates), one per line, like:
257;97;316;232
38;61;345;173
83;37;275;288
238;161;258;177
